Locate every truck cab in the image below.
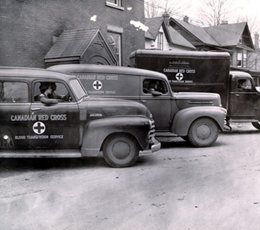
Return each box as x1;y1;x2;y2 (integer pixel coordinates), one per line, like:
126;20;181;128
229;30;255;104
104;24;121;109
49;64;227;147
229;71;260;129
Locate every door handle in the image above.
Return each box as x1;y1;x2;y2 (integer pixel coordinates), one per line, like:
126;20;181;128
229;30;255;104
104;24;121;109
141;100;147;103
31;108;41;112
235;94;240;97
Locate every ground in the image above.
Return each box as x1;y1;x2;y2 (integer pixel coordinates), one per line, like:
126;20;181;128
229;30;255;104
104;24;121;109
0;123;259;230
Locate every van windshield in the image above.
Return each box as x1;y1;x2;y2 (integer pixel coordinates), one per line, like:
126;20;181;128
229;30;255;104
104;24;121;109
69;78;88;100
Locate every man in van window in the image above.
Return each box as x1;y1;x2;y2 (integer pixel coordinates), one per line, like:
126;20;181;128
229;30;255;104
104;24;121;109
148;80;166;93
35;82;70;103
238;79;252;90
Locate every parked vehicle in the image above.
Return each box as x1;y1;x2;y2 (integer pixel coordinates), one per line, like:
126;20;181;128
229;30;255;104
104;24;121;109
0;67;160;167
130;49;260;129
49;64;227;147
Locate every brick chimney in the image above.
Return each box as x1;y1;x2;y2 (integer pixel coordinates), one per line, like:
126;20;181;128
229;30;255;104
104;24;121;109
183;16;189;23
255;33;259;49
163;12;170;26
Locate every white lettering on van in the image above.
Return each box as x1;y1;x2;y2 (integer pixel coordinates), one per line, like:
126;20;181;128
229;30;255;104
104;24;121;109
11;114;37;121
106;75;118;80
10;114;67;122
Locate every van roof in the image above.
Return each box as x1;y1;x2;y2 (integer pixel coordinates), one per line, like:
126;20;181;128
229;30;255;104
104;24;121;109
0;66;74;81
130;49;230;59
48;64;168;80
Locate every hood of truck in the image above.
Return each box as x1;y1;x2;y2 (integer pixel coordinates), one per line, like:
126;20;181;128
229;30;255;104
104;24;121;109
174;92;222;109
79;97;151;120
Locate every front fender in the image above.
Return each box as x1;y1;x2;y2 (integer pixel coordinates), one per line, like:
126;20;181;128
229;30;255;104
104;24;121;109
81;116;151;156
171;106;227;136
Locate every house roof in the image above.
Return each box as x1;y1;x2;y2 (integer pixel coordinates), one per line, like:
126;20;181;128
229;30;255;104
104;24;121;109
172;19;219;46
45;28;100;60
205;22;254;49
166;26;196;50
145;17;164;40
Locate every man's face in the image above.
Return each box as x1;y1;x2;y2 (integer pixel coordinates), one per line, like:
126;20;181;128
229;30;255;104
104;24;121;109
45;85;53;95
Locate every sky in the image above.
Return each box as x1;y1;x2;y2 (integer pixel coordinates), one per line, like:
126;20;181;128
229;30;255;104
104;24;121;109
183;0;260;31
149;0;260;33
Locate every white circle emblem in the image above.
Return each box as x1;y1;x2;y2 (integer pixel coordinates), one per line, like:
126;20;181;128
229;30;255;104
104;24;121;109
175;73;184;81
93;80;103;90
33;121;46;135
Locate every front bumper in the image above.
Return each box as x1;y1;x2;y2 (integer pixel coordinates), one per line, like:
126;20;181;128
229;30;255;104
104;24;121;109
140;137;161;155
150;137;161;152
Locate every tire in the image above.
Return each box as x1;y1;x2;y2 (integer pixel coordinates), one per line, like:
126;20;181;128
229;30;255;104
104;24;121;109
103;134;139;168
252;122;260;130
188;118;219;147
181;136;189;142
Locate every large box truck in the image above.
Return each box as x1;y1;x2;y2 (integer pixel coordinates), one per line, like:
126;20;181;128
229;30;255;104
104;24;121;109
130;50;260;129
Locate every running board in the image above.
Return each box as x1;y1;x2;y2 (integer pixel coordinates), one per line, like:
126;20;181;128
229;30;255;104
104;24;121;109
0;150;82;158
155;132;178;137
228;119;258;123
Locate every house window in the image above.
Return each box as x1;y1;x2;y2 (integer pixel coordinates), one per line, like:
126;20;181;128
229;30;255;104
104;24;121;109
243;51;247;68
156;32;163;50
107;0;122;6
106;0;124;10
237;52;242;67
237;51;247;68
107;32;122;66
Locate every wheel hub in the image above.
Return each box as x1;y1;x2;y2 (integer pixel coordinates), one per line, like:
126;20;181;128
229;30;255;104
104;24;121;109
112;141;130;159
196;124;211;139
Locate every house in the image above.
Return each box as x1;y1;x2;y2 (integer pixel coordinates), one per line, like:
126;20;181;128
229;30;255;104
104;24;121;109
170;18;255;69
145;14;256;69
205;22;255;68
247;33;260;71
0;0;145;67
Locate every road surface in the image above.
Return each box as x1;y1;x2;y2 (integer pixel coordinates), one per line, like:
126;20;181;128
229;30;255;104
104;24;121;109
0;123;259;230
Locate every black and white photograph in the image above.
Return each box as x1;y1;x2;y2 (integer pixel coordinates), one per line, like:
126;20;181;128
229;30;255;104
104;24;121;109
0;0;260;229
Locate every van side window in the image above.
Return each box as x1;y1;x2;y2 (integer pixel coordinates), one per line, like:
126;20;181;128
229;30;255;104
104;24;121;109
237;79;252;91
33;82;71;102
143;79;168;94
1;82;28;103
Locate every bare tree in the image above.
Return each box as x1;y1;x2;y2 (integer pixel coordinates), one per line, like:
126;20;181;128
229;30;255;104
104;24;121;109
144;0;184;18
199;0;232;26
236;16;260;35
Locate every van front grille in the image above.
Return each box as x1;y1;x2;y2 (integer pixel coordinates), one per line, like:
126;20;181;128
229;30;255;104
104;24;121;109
148;119;155;143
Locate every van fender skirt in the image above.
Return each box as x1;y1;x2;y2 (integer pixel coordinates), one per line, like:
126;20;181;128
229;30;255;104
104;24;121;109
81;116;150;156
171;106;227;136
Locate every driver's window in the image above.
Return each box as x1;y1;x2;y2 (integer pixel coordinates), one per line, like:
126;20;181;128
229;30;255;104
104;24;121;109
34;81;71;102
143;79;168;94
237;79;252;91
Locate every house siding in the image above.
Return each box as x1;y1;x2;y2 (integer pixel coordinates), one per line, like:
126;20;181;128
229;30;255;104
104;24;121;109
0;0;144;67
